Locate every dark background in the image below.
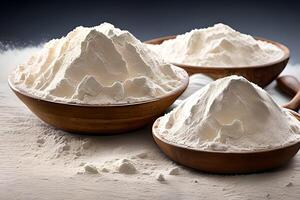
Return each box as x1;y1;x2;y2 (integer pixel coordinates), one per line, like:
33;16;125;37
1;0;300;63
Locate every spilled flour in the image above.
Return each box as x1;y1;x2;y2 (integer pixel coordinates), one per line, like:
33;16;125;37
78;151;181;181
1;72;300;199
2;46;300;199
154;76;300;152
148;23;284;67
12;22;186;104
6;109;180;183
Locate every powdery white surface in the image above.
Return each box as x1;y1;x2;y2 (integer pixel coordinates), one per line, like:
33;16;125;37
12;23;185;104
155;76;300;152
148;23;284;67
1;48;300;200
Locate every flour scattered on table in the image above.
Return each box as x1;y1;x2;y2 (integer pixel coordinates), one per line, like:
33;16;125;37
285;182;293;187
101;167;109;173
168;167;180;175
2;44;300;199
135;152;148;159
84;163;99;174
36;138;45;144
156;173;166;182
117;159;137;174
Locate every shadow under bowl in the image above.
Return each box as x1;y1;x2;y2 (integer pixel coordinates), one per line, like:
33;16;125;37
145;36;290;88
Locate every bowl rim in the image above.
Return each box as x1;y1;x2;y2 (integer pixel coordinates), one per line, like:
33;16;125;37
8;66;189;107
145;35;290;69
152;111;300;155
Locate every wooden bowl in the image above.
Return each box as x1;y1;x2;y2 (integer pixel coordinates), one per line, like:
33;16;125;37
152;111;300;174
8;69;189;134
145;36;290;88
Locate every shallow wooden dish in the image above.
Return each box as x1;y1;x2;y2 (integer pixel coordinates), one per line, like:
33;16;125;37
152;111;300;174
8;69;189;134
145;36;290;88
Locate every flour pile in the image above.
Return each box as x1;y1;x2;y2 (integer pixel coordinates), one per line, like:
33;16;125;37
78;152;180;181
154;75;300;152
12;23;186;104
148;23;284;67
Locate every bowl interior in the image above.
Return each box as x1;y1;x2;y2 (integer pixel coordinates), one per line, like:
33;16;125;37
8;67;189;134
152;110;300;173
145;35;290;69
152;110;300;154
145;35;290;87
8;66;189;107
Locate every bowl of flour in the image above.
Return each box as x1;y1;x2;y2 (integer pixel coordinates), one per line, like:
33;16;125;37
152;75;300;173
8;23;189;134
145;23;290;87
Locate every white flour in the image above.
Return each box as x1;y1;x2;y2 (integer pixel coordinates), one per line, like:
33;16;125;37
148;23;284;67
154;76;300;152
1;71;300;199
2;47;300;200
12;23;185;104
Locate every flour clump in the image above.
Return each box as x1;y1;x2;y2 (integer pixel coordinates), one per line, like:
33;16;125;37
117;159;137;174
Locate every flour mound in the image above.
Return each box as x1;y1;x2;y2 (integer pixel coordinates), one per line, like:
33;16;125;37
168;167;180;175
13;22;185;104
155;75;300;152
117;159;137;174
84;163;99;174
148;23;284;67
156;173;166;182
